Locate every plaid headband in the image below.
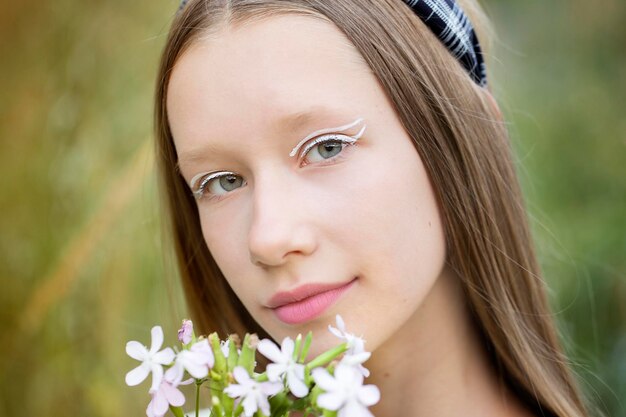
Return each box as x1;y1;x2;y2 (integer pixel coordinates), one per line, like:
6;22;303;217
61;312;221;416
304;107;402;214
177;0;487;87
402;0;487;86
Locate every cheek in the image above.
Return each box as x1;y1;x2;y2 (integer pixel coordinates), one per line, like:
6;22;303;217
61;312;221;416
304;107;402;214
347;138;447;317
198;208;253;297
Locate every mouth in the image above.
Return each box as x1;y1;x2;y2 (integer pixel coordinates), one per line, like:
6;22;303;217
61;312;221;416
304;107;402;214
268;277;358;325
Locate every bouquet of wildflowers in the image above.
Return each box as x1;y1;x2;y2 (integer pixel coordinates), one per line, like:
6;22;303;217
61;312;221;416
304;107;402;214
125;315;380;417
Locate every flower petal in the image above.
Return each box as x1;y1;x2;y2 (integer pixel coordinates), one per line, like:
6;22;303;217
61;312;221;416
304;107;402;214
334;364;362;386
150;363;164;393
257;339;284;363
242;392;258;417
328;325;344;339
146;399;156;417
351;337;366;354
287;369;309;398
220;340;230;358
126;363;150;386
328;324;345;340
152;387;169;416
177;320;193;345
232;366;252;384
335;315;346;332
311;368;338;391
150;326;164;354
184;360;209;379
345;351;371;364
260;381;283;396
317;392;345;411
224;383;247;399
164;361;184;386
358;385;381;406
258;392;271;416
190;339;215;368
266;363;286;382
339;399;373;417
163;383;186;407
153;347;176;365
294;363;305;380
281;337;294;357
126;341;148;361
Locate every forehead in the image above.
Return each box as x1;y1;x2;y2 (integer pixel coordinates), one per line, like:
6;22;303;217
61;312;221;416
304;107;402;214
166;14;377;159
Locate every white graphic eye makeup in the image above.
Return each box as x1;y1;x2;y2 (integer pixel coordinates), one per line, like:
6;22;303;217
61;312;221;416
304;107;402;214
297;123;366;164
189;117;367;201
190;171;246;200
289;117;365;157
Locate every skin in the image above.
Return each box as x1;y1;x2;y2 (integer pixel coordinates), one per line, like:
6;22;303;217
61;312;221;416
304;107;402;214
168;14;534;417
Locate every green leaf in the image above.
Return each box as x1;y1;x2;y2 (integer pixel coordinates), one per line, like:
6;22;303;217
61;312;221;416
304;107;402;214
227;334;239;372
209;333;227;373
305;343;347;370
299;332;313;363
211;395;224;417
268;391;291;416
169;405;185;417
237;333;256;374
293;333;302;361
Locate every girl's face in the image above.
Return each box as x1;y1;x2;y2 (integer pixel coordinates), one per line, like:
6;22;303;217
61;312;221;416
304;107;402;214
168;15;447;355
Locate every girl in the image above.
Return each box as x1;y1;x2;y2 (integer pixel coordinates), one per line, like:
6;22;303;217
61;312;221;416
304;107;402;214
154;0;592;415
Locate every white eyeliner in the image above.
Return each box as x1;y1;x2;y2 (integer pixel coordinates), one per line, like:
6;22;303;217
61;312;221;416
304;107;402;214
189;117;366;193
190;170;236;192
297;124;367;158
289;117;365;157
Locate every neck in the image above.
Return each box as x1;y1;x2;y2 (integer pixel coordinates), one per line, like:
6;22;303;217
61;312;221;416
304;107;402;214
364;266;531;417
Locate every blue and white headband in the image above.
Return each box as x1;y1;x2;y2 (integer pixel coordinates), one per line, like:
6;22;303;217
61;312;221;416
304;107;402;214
177;0;487;87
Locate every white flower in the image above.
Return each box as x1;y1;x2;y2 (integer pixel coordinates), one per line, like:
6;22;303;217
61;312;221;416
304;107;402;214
312;364;380;417
165;338;215;385
328;315;371;377
220;339;242;358
257;337;309;398
220;339;231;358
126;326;176;392
224;366;282;417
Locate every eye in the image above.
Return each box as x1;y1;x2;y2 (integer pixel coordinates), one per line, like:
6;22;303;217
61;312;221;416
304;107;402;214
191;126;365;202
299;133;358;167
193;171;246;201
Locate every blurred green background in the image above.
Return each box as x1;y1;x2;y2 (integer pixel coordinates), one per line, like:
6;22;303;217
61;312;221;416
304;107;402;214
0;0;623;415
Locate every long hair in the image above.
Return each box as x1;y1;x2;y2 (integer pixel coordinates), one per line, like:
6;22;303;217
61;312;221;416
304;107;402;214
154;1;591;416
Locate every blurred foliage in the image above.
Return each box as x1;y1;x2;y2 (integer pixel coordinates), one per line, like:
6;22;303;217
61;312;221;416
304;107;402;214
0;0;623;416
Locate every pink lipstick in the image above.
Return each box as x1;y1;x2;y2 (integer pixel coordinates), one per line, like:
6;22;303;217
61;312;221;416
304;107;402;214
268;278;357;325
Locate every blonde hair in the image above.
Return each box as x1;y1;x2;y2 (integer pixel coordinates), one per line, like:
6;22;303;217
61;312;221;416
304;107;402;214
154;1;591;415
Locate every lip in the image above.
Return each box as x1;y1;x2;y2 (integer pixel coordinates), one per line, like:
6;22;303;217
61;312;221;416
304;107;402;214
268;277;357;325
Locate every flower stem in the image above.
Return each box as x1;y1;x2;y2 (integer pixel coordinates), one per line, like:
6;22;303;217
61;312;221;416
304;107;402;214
195;381;200;417
305;343;347;370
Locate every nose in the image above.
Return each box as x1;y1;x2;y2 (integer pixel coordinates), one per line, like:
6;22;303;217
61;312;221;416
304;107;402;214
247;170;317;268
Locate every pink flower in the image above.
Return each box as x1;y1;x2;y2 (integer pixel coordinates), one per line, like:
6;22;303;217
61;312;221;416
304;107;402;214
146;378;191;417
177;319;193;345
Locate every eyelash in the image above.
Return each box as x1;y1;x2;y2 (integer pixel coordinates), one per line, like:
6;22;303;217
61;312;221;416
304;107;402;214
192;133;358;202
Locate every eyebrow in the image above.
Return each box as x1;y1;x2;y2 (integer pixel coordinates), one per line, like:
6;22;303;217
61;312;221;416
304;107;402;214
177;106;359;167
